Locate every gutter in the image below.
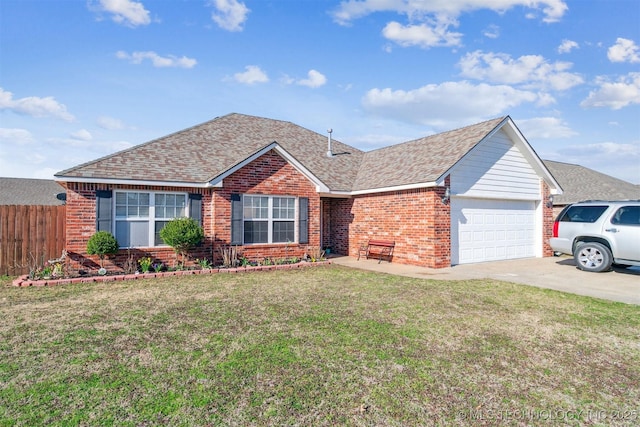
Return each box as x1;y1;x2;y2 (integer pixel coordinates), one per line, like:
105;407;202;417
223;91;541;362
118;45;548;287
55;176;222;188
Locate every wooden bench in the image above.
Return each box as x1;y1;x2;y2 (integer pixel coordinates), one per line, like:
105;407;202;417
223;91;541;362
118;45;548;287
357;240;395;263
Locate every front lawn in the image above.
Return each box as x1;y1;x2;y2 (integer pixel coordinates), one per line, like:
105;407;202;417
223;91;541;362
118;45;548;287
1;266;638;426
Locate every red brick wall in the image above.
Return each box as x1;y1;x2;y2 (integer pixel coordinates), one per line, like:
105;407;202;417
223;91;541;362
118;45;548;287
63;182;213;272
212;150;321;264
541;180;554;257
62;150;321;272
328;186;451;268
322;198;353;256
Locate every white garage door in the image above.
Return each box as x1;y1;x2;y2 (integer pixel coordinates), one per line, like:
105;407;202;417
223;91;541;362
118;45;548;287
451;198;536;265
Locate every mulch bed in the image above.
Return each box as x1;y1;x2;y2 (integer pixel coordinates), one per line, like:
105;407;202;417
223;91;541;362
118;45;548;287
11;260;331;287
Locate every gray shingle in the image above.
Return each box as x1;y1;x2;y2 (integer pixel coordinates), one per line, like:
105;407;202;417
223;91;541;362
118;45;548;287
56;113;365;192
352;117;506;191
56;113;508;192
0;178;65;205
544;160;639;204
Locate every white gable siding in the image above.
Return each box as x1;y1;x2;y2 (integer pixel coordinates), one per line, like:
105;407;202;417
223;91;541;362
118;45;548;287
450;129;541;200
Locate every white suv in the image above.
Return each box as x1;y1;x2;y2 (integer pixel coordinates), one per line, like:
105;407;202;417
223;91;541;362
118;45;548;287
549;200;640;272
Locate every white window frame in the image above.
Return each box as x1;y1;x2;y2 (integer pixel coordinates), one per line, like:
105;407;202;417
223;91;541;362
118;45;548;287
113;190;189;248
242;195;297;244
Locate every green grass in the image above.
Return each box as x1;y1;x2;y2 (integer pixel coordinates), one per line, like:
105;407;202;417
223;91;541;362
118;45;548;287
1;265;638;426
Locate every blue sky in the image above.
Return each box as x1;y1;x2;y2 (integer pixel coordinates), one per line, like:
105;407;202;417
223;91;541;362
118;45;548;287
1;0;639;184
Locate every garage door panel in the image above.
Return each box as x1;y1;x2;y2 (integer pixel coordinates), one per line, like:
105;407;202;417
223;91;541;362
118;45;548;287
451;198;536;265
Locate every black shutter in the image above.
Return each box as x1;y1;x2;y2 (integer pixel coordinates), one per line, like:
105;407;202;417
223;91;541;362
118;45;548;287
189;193;202;225
95;190;112;232
299;197;309;244
231;194;243;245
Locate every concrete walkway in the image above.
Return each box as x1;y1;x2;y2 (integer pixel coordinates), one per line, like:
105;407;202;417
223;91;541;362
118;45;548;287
329;255;640;305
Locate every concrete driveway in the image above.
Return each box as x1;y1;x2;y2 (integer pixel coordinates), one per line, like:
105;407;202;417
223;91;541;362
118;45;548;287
330;255;639;305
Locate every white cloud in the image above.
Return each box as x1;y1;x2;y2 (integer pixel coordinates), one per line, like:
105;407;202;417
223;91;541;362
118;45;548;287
71;129;93;141
0;128;34;145
97;116;125;130
116;51;197;68
517;117;577;139
210;0;250;32
553;141;640;184
0;88;74;122
382;20;463;48
296;70;327;88
607;38;640;63
483;24;500;39
94;0;151;27
580;72;640;110
333;0;567;24
233;65;269;85
577;142;639;156
458;51;584;91
362;81;541;129
557;39;578;54
332;0;567;49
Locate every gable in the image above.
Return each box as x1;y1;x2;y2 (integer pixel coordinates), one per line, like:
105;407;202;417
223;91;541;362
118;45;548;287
450;128;542;200
222;149;321;195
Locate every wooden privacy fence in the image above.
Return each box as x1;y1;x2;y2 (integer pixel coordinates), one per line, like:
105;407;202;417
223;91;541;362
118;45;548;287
0;205;66;276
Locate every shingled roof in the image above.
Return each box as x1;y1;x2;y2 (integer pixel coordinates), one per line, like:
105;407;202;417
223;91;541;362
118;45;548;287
56;113;528;193
543;160;639;205
352;117;506;191
56;114;364;192
0;178;65;205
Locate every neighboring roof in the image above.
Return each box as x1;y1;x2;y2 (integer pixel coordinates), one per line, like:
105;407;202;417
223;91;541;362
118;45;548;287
543;160;639;205
56;113;558;195
0;178;65;205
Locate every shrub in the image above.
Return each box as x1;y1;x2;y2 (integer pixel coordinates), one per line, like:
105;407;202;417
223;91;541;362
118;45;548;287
159;218;204;266
86;231;119;268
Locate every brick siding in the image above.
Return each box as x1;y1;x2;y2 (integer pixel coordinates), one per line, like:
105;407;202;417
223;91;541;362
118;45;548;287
213;150;321;264
325;186;451;269
62;150;320;273
62;151;552;273
541;180;555;257
64;182;212;272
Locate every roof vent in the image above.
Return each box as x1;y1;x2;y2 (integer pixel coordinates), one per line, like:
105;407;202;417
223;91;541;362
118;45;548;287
326;128;334;158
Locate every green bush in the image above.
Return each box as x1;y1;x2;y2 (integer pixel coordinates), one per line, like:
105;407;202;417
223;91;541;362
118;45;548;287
159;218;204;266
86;231;119;268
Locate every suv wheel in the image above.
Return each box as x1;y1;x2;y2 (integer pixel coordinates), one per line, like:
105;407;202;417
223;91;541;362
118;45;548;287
574;242;613;272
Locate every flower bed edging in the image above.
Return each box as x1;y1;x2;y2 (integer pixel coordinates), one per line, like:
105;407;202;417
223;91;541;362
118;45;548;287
11;260;332;287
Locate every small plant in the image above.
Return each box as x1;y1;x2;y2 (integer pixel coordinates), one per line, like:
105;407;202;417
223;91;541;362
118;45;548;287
239;256;250;267
26;252;44;280
159;218;204;266
122;250;136;274
196;258;212;269
306;246;326;262
261;257;273;266
138;257;153;273
152;262;164;273
52;262;64;277
86;231;119;268
219;246;239;268
41;265;53;279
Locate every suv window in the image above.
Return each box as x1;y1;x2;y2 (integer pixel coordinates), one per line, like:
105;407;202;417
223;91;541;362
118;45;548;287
611;206;640;225
559;205;608;223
